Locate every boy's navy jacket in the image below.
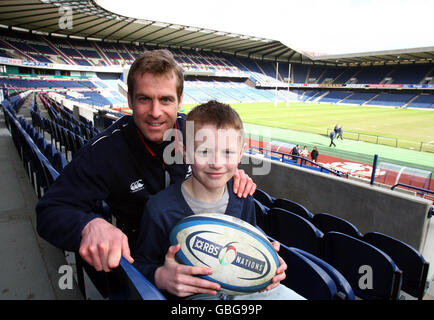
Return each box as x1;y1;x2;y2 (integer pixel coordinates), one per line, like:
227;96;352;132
36;114;189;252
133;178;256;292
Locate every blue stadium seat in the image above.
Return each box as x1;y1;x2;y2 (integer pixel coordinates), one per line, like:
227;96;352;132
253;188;275;208
36;134;47;152
272;198;313;221
75;134;85;150
313;212;363;238
117;257;166;300
292;247;355;300
322;231;402;300
363;231;429;300
278;243;338;300
53;151;68;173
267;208;323;255
44;143;57;164
253;198;270;235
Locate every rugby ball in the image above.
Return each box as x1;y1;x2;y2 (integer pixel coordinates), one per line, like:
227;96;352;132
169;213;279;295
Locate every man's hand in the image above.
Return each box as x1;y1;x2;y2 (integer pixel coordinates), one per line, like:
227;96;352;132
79;218;134;272
233;169;256;198
154;244;221;297
263;241;287;292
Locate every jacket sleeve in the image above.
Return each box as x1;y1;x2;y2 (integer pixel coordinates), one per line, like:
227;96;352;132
242;195;257;228
35;144;112;252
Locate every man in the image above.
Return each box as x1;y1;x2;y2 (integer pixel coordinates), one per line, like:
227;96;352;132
291;144;300;160
329;130;336;147
36;50;256;273
310;146;319;163
337;125;343;140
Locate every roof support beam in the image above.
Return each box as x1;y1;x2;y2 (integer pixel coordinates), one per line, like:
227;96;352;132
131;24;172;43
118;22;155;41
82;19;123;38
11;13;64;29
66;16;107;36
31;13;94;32
103;19;137;40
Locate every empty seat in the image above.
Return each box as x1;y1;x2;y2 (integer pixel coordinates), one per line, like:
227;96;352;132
44;143;57;164
253;188;275;208
267;208;323;255
278;244;338;300
272;198;313;220
253;198;270;235
322;232;402;300
292;247;355;300
53;151;68;173
313;212;363;238
363;231;429;300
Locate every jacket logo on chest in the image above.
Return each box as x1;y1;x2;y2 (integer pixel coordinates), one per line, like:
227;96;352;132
185;165;192;179
130;179;144;193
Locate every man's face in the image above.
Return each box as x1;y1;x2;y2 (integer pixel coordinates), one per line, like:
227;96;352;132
128;71;182;144
188;124;245;191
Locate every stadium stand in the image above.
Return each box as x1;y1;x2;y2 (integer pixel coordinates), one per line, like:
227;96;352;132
365;92;416;107
407;93;434;109
0;2;433;301
1;27;433;109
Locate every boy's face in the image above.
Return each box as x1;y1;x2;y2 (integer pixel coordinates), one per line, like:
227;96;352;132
188;124;245;191
128;71;182;144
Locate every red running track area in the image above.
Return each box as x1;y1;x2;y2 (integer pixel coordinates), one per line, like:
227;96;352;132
247;138;434;201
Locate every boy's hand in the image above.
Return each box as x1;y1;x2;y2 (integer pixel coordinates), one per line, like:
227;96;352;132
154;244;221;297
263;241;287;292
233;169;256;198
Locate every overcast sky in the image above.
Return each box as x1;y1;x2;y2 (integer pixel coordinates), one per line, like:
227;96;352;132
98;0;434;55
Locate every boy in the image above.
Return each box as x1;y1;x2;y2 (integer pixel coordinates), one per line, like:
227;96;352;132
133;100;304;300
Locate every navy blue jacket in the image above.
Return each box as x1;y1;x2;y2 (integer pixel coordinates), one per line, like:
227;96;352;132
133;178;256;291
36;114;189;252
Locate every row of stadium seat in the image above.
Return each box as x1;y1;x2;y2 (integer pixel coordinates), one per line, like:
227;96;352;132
253;188;430;300
295;89;434;108
0;78;97;89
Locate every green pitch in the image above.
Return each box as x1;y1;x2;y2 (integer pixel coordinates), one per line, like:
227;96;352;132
182;102;434;151
181;101;434;172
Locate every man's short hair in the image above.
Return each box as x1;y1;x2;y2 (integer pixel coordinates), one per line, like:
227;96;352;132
127;49;184;100
183;100;244;143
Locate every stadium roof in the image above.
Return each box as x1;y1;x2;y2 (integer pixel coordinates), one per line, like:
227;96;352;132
0;0;433;66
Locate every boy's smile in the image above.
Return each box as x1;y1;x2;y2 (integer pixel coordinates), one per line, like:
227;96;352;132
183;124;245;202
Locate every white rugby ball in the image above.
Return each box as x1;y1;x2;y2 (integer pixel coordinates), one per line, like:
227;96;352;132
169;213;279;295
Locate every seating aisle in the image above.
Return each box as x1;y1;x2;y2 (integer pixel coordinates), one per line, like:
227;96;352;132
0;105;82;300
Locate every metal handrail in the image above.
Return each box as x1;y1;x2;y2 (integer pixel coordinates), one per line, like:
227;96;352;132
391;183;434;195
248;146;345;177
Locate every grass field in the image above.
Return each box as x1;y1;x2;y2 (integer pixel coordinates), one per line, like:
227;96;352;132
182;102;434;152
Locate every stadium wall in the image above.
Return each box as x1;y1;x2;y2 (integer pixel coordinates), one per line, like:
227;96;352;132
240;154;433;271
